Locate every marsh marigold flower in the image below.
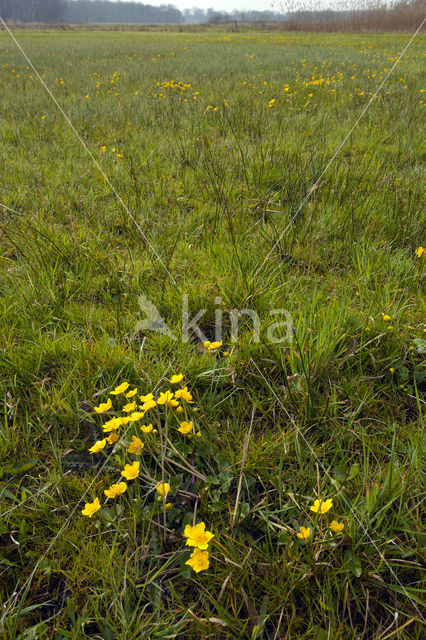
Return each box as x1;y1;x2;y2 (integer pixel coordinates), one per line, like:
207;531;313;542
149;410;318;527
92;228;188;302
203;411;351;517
170;373;184;384
104;482;127;498
110;382;129;395
204;340;222;351
178;421;193;434
141;398;157;411
156;482;170;497
140;392;154;403
174;386;193;403
416;246;424;258
94;398;112;413
122;461;140;480
383;315;391;322
123;401;137;413
329;520;344;533
157;390;179;407
183;522;214;549
129;411;144;422
127;436;144;455
140;423;154;434
185;548;210;573
297;526;311;540
125;388;138;398
89;439;107;454
102;417;122;432
81;497;101;517
310;498;333;514
106;432;118;445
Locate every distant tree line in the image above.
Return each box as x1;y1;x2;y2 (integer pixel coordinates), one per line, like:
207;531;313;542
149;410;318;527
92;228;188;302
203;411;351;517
64;1;183;24
0;0;66;23
183;8;286;24
0;0;184;24
0;1;289;25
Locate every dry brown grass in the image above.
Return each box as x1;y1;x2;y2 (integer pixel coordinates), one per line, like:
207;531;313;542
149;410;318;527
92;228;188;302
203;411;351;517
281;5;425;32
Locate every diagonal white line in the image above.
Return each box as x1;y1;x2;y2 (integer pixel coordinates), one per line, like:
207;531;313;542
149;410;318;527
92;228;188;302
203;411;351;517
249;17;426;288
248;356;425;623
0;18;178;288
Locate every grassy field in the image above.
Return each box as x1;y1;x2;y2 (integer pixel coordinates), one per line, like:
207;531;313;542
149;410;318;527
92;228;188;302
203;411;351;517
0;29;425;639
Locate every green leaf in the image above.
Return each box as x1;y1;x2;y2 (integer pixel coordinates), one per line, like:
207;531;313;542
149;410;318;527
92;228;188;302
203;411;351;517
344;550;362;577
413;338;426;354
348;463;360;481
66;597;76;626
179;553;192;579
1;459;37;476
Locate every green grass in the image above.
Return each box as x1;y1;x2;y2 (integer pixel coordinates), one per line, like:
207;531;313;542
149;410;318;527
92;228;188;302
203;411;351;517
0;29;425;639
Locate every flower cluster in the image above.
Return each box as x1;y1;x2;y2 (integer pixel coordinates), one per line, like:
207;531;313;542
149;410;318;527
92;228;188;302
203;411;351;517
296;497;344;541
183;522;214;573
81;374;200;517
153;80;199;103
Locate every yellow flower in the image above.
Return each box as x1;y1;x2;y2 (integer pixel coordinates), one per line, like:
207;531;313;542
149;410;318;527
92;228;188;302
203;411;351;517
94;398;112;413
310;498;333;514
140;423;154;433
104;482;127;498
297;526;311;540
183;522;214;549
89;439;107;453
125;388;138;398
123;401;137;413
170;373;184;384
106;432;118;445
110;382;129;395
383;315;391;322
129;411;144;422
268;98;276;107
329;520;344;533
174;386;194;403
102;417;122;432
156;482;170;497
141;398;157;411
122;461;140;480
416;246;424;258
176;406;184;414
127;436;144;455
185;548;210;573
140;392;154;403
178;421;193;434
204;340;222;351
81;497;101;517
157;390;179;407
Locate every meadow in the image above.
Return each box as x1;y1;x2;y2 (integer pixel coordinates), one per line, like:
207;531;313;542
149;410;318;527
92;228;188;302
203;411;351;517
0;28;425;639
